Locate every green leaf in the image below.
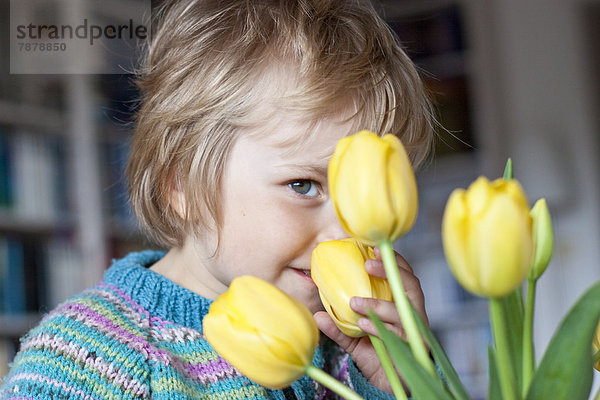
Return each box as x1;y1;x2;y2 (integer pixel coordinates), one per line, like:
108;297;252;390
411;307;470;400
500;288;524;391
488;346;503;400
526;281;600;400
368;311;454;400
503;158;513;179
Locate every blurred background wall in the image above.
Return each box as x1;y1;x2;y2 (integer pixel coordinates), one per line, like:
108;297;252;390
385;0;600;397
1;0;599;398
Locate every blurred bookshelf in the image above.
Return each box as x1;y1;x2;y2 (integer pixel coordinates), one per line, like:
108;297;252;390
383;2;489;398
0;0;149;377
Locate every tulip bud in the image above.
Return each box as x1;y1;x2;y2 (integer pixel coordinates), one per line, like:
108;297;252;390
442;176;534;297
328;130;418;245
528;198;554;280
204;276;319;389
311;238;393;337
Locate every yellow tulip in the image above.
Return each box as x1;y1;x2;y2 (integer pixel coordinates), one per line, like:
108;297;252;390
528;198;554;280
311;238;393;337
328;130;418;245
204;275;319;389
442;176;534;297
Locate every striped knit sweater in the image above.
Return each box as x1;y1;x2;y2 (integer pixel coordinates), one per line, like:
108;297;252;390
0;250;394;400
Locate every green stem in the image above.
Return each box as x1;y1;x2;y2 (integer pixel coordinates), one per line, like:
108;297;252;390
305;365;365;400
522;279;537;396
369;334;408;400
490;298;520;400
379;240;434;375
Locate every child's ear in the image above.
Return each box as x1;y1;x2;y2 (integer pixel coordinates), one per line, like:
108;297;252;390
168;172;220;234
168;171;188;220
169;187;187;220
168;179;218;233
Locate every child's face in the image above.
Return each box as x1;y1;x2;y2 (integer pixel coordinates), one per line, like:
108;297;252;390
193;115;353;313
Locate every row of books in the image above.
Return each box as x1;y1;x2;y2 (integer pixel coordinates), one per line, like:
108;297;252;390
0;235;82;315
0;130;135;225
0;131;69;221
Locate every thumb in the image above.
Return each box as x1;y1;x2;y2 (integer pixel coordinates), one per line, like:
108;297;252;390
314;311;356;352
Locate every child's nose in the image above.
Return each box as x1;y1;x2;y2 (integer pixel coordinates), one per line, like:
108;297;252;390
316;203;348;243
318;222;347;243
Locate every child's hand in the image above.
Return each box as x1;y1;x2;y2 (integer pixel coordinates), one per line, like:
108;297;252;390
313;247;427;394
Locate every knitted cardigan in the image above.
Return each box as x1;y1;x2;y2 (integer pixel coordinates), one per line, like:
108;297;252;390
0;250;394;400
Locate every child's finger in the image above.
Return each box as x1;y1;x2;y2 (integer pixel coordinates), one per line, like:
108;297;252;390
350;297;401;325
360;260;429;326
365;258;414;279
364;258;422;305
357;316;406;339
369;248;414;274
394;252;414;273
313;311;356;351
350;297;408;337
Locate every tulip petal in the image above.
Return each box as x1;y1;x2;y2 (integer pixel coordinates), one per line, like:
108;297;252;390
311;239;371;334
442;188;476;292
370;275;394;301
319;291;364;337
498;179;530;210
328;135;351;216
313;240;373;299
465;177;494;218
471;194;533;296
366;140;398;240
311;238;393;337
384;134;418;238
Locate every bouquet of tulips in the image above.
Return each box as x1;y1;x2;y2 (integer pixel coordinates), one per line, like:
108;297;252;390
204;130;600;400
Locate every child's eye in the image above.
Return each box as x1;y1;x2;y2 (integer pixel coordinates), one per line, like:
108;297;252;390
288;180;319;197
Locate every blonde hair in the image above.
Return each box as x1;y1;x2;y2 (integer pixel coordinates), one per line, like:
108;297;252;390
128;0;434;248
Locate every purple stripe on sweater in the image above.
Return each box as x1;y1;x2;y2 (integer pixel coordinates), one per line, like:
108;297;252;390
95;283;167;328
42;285;149;329
77;287;204;344
84;287;150;329
57;302;179;368
186;357;240;385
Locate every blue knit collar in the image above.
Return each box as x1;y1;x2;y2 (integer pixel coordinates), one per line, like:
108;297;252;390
103;250;213;332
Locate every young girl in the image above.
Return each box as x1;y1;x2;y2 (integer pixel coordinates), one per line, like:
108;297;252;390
1;1;434;398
